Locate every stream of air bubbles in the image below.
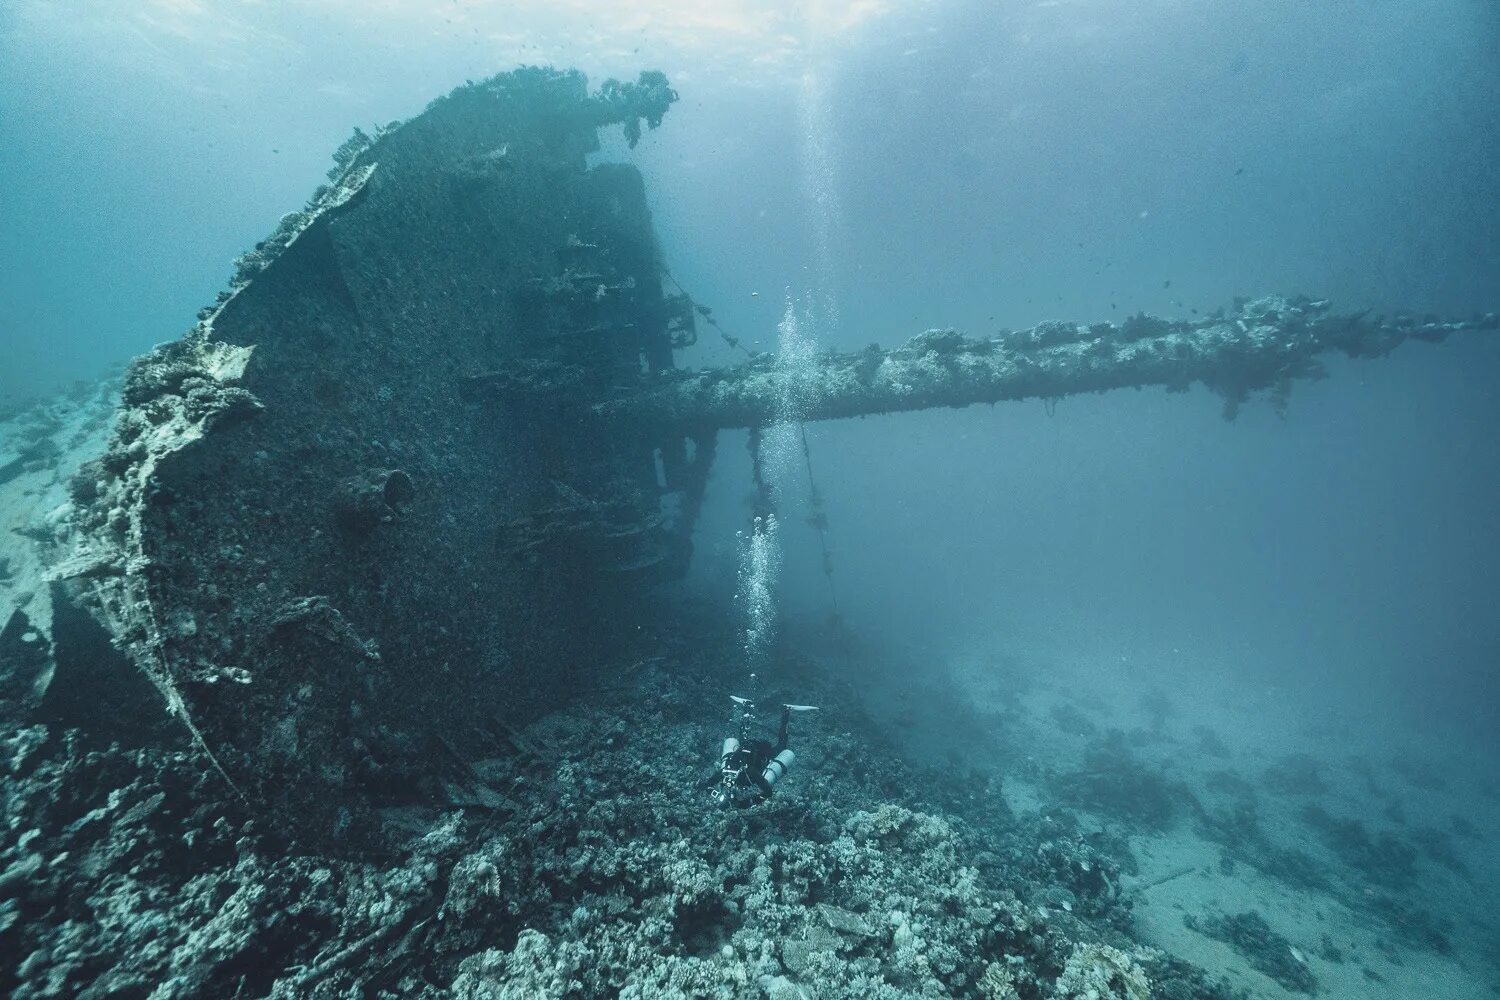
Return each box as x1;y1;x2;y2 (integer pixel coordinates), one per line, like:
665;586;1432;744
733;62;843;686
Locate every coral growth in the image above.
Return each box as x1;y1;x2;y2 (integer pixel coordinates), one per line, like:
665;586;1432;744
0;646;1248;999
1054;943;1154;1000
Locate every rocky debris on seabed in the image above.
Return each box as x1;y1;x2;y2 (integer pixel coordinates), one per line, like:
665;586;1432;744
1183;910;1318;995
1045;710;1467;967
1050;731;1193;833
0;644;1249;999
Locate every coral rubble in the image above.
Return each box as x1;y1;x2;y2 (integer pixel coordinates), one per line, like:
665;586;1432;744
1;647;1245;998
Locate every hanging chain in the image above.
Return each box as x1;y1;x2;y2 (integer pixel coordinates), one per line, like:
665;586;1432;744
798;423;853;668
662;266;755;357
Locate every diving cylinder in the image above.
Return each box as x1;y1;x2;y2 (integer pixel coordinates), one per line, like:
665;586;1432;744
761;749;795;789
719;738;741;768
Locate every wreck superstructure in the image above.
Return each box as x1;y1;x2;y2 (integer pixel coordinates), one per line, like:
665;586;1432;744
6;66;1489;840
44;68;701;835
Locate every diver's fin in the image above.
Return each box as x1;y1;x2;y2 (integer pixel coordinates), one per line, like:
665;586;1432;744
730;695;753;705
783;704;820;712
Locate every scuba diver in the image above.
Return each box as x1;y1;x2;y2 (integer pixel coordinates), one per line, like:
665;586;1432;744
710;694;819;809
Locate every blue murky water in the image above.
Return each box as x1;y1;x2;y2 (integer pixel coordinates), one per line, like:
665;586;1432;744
2;3;1497;997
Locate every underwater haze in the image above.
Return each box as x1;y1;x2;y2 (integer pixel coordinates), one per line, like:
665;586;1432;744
2;1;1500;998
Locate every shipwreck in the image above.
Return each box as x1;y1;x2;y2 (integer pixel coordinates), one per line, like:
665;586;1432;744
4;66;1493;843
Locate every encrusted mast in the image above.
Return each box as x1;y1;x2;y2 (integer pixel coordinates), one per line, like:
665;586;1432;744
598;299;1497;431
